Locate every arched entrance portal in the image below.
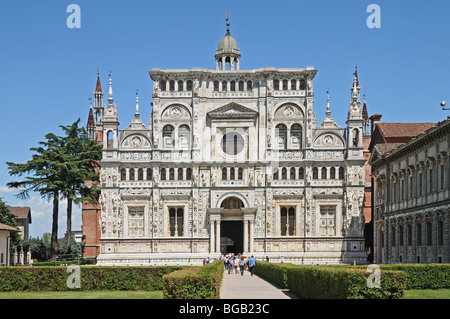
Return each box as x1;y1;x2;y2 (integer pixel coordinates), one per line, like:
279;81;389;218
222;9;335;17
220;197;244;254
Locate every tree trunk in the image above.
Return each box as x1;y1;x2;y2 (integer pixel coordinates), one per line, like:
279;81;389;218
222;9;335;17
50;189;59;261
66;197;72;254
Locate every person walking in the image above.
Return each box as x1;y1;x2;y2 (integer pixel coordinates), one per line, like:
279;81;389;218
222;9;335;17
239;256;245;276
248;255;256;276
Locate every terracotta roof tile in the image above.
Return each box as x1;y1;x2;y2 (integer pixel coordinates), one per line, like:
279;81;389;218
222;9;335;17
0;222;19;232
378;123;436;138
8;207;31;222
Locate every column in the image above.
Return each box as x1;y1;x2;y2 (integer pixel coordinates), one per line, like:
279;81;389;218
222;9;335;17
216;220;221;253
143;168;147;181
210;220;215;254
244;219;249;253
249;219;254;253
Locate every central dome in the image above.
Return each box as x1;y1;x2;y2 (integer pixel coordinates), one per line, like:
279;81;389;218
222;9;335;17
218;34;238;51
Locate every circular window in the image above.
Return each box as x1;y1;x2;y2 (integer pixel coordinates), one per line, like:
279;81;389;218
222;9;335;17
221;132;244;155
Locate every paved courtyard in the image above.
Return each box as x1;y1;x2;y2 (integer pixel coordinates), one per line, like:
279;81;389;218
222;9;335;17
220;268;298;299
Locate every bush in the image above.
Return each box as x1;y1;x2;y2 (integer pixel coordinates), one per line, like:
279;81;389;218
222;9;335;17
163;261;224;299
254;262;406;299
0;266;181;292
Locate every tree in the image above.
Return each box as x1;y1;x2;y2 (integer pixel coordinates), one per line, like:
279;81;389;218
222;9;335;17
7;132;67;261
58;119;101;254
0;197;20;244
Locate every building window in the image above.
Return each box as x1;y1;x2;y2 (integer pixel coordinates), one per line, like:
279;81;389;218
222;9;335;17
330;167;336;179
147;168;153;181
399;225;404;246
178;125;191;149
440;165;445;190
214;81;219;91
129;207;144;237
407;224;412;246
319;206;336;236
221;132;245;156
280;206;295;236
163;125;175;149
121;168;126;181
438;220;444;245
299;167;304;179
321;167;327;180
274;79;279;90
339;167;345;179
186;80;193;91
416;223;422;246
426;221;432;246
169;207;184;237
275;124;287;149
290;124;302;149
313;167;318;180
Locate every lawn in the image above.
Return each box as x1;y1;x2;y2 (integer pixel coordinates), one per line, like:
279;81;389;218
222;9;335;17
404;289;450;299
0;290;164;299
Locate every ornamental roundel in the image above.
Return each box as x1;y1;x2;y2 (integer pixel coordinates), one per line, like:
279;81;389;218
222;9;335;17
283;105;295;117
131;136;142;147
323;134;334;145
171;106;182;118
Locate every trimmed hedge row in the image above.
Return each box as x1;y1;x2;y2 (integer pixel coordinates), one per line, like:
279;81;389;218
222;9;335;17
163;261;224;299
370;264;450;290
254;262;406;299
0;266;182;292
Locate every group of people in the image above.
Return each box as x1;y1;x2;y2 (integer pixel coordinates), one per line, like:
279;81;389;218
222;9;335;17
221;253;256;276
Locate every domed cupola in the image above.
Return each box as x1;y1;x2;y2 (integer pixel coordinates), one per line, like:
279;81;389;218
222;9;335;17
215;14;240;70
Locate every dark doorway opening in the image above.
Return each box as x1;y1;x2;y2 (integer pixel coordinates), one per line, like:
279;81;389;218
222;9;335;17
220;221;243;255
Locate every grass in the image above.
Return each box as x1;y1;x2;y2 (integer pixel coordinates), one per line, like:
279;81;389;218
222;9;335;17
404;289;450;299
0;290;164;299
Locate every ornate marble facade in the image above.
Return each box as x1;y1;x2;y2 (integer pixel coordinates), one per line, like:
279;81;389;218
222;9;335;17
93;23;367;266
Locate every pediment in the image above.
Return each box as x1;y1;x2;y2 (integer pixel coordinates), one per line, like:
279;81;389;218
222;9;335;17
207;103;258;118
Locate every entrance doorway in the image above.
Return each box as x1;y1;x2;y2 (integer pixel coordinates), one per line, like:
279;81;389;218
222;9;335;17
220;221;243;255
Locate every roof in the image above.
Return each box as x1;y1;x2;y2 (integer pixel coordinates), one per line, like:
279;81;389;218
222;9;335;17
0;222;19;232
8;207;32;223
377;122;436;138
218;34;238;51
95;75;102;93
87;106;95;127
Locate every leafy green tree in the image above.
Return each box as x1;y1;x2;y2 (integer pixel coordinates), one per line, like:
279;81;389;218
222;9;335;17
7;132;67;261
0;197;20;244
58;119;101;254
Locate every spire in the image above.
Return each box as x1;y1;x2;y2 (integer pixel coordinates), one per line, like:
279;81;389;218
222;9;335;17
320;91;339;128
325;92;331;118
362;96;369;120
95;67;102;93
108;72;114;106
87;101;95;127
225;11;231;35
135;89;140;119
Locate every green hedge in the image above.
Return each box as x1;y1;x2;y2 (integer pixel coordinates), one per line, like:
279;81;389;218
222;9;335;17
254;262;406;299
0;266;181;292
163;261;224;299
377;264;450;290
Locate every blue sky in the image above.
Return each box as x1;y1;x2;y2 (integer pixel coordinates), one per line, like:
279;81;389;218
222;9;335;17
0;0;449;238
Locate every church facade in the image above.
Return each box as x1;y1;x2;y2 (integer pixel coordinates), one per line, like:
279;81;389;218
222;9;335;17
90;21;368;266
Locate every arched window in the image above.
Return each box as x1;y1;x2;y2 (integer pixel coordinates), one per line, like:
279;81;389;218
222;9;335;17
298;167;304;179
291;79;297;90
230;81;236;91
178;168;183;180
247;80;253;91
120;168;126;181
230;167;235;180
138;168;143;181
321;167;327;179
276;124;287;149
290;124;302;149
129;168;135;181
178;125;190;150
186;168;192;180
177;80;183;91
352;128;360;147
214;81;219;91
186;80;193;91
169;207;184;237
163;125;175;149
161;168;167;180
281;167;287;180
107;131;114;149
330;167;336;179
222;81;228;92
147;168;153;181
290;167;295;180
222;167;227;180
169;80;175;91
282;80;288;90
160;80;166;91
313;167;319;180
339;167;345;179
299;79;306;90
238;167;243;180
274;80;279;90
238;81;244;91
169;168;175;180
